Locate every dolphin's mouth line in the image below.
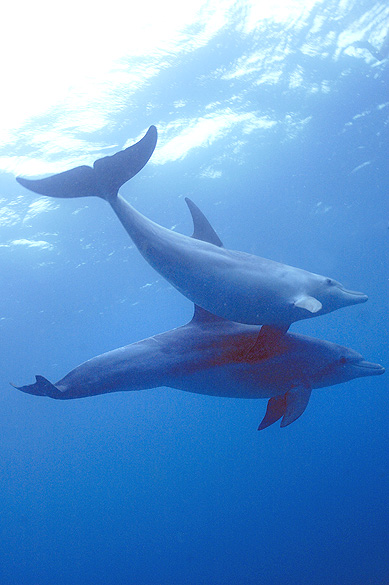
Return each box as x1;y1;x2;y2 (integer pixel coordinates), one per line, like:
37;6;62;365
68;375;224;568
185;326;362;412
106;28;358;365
339;288;368;299
336;288;369;305
353;361;385;374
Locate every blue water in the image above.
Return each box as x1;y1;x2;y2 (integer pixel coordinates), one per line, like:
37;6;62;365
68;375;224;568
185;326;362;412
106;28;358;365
0;2;388;583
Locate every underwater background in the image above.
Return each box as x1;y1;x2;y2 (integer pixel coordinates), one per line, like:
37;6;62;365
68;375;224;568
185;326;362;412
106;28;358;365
0;0;387;583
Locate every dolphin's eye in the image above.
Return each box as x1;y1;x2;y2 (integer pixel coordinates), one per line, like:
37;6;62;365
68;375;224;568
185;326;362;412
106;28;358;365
326;278;333;286
339;356;347;364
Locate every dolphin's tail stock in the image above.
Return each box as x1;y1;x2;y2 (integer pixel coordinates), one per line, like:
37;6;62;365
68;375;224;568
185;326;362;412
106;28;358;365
16;126;158;202
11;375;68;399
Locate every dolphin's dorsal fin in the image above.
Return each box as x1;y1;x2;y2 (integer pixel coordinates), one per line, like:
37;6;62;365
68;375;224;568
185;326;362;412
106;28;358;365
258;385;312;430
294;296;322;313
16;126;158;201
244;324;289;362
185;197;224;247
190;304;228;324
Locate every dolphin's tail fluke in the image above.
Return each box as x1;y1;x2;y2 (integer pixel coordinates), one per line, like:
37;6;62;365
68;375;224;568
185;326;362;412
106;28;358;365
11;375;68;400
16;125;158;201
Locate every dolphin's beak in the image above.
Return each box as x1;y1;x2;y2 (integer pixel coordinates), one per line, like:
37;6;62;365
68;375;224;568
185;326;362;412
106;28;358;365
354;361;385;376
340;287;368;305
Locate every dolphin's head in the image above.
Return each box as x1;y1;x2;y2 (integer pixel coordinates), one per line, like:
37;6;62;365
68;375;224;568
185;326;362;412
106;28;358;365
315;343;385;388
318;277;368;313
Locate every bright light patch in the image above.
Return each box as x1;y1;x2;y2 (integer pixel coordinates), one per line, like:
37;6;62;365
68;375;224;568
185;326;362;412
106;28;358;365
200;167;222;179
0;205;21;227
155;111;277;163
289;67;305;89
23;199;59;223
240;0;320;33
9;239;54;251
335;3;389;60
1;0;236;139
1;0;386;177
2;0;320;144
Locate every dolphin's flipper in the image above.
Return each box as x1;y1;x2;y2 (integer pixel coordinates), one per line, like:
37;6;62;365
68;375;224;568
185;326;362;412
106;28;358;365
185;197;224;247
294;295;322;313
16;126;158;201
281;386;312;427
258;394;287;430
258;386;312;430
11;375;67;400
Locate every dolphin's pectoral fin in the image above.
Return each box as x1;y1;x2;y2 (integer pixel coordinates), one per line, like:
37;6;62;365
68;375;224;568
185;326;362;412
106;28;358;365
244;325;289;363
258;394;287;430
280;386;312;427
16;126;157;201
258;385;312;430
294;296;322;313
11;375;67;400
185;197;224;247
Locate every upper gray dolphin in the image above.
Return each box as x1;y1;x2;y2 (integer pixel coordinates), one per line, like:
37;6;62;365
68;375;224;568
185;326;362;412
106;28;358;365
13;306;384;430
16;126;368;334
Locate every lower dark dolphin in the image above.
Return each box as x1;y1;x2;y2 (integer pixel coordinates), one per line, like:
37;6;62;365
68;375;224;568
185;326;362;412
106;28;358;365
16;126;368;332
12;307;384;430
